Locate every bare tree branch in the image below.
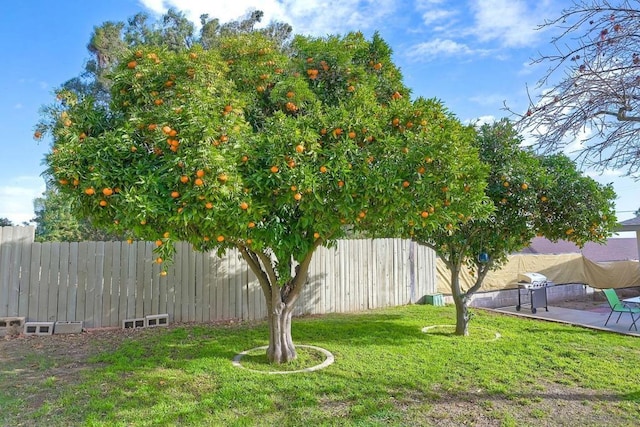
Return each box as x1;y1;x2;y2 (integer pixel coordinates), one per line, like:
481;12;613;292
505;0;640;179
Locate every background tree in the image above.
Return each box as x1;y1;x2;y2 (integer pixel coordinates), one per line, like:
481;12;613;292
511;0;640;178
31;188;122;242
0;218;13;227
39;22;489;362
406;119;617;336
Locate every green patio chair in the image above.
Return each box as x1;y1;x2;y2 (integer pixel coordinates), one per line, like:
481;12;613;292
602;288;639;331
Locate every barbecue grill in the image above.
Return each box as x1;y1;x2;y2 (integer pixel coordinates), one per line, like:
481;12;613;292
516;272;549;314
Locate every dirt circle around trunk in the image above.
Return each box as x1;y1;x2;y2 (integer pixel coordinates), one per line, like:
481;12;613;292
232;344;335;374
421;324;502;342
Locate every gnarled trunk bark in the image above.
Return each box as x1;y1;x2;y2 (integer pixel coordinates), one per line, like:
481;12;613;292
450;263;470;336
238;240;322;364
267;301;296;363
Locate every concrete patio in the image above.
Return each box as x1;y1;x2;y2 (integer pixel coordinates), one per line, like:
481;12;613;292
492;304;640;337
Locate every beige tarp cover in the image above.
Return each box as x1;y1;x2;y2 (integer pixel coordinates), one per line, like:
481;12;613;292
436;254;640;294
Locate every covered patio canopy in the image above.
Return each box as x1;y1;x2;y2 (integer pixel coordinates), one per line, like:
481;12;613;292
619;216;640;261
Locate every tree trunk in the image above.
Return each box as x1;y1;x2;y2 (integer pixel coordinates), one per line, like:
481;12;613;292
238;243;321;365
266;301;297;363
450;264;470;336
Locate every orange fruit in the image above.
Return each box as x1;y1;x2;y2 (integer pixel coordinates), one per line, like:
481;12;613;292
127;60;137;69
347;85;355;92
59;179;69;185
392;118;400;127
239;202;249;210
295;144;305;153
417;167;426;174
162;125;171;135
521;183;528;190
224;105;233;113
348;131;356;139
313;232;320;239
503;181;510;187
216;235;225;242
155;240;163;247
270;166;279;173
160;271;168;277
218;173;228;183
358;211;366;219
127;239;133;244
338;180;344;188
196;169;205;178
320;166;328;173
84;187;95;196
163;232;170;238
194;178;204;186
189;52;198;59
205;202;213;209
99;200;108;207
156;257;163;264
180;175;189;184
241;155;249;162
154;98;163;106
294;193;302;201
402;181;410;188
286;91;295;98
248;221;255;228
391;91;402;100
421;211;429;218
373;62;382;70
34;131;42;139
171;191;180;198
102;187;113;196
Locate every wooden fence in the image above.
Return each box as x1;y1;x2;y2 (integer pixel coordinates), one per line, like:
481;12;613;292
0;226;436;328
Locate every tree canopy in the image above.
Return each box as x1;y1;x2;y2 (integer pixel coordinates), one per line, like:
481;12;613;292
513;0;640;178
409;119;617;335
39;10;490;362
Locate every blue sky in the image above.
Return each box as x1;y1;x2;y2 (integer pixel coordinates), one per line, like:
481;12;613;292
1;0;637;234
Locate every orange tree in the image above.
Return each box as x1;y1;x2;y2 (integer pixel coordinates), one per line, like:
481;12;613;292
405;119;617;336
41;31;490;363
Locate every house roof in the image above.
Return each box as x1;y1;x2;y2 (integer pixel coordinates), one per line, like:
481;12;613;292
619;215;640;231
517;236;638;262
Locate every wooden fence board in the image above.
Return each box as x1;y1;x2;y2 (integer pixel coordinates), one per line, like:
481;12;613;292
76;242;89;324
67;243;79;322
18;242;32;317
27;243;41;321
0;239;14;317
57;243;70;322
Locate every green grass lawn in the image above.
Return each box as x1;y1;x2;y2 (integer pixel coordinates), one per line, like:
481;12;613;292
1;304;639;426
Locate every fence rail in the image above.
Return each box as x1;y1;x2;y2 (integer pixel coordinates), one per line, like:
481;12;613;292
0;227;436;328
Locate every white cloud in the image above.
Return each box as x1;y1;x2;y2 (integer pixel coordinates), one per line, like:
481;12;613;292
0;177;45;225
468;0;555;48
408;38;489;62
465;115;496;126
138;0;399;36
